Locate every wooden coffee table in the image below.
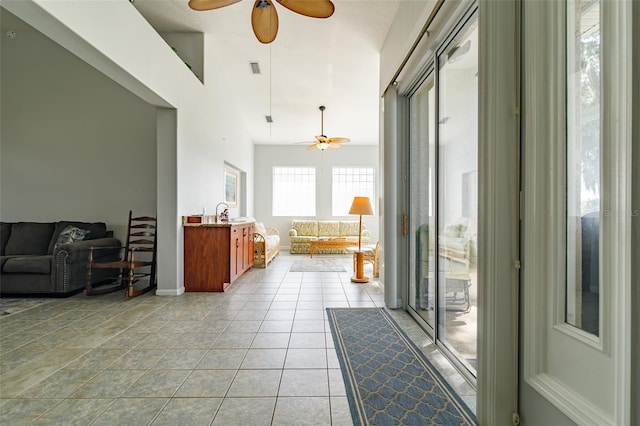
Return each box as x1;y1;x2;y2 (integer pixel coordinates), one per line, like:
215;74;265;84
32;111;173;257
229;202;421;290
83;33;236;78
309;238;357;258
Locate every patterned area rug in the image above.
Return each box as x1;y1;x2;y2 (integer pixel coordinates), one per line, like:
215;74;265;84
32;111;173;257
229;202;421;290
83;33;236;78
0;298;52;316
290;259;347;272
327;308;477;425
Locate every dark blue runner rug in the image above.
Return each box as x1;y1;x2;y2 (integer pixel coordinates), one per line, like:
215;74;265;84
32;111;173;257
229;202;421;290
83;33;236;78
327;308;476;425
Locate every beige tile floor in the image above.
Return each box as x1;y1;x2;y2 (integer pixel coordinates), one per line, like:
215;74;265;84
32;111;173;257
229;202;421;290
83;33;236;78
0;253;476;425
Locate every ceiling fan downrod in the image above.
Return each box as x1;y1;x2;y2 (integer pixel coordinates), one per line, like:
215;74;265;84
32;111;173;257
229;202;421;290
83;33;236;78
319;105;326;138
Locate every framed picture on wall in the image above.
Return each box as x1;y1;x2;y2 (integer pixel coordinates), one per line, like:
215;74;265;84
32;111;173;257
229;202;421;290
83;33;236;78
224;168;238;207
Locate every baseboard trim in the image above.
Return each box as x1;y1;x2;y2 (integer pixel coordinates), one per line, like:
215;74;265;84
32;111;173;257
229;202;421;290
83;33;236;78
155;287;185;296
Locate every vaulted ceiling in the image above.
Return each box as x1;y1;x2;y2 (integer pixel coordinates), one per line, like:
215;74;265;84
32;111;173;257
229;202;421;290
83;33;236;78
132;0;401;146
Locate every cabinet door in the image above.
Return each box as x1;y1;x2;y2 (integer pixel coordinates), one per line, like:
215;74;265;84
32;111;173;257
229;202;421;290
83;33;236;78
184;226;230;292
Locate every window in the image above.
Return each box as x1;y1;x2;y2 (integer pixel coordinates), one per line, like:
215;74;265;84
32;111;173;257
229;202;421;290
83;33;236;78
272;167;316;216
332;167;375;216
565;0;600;336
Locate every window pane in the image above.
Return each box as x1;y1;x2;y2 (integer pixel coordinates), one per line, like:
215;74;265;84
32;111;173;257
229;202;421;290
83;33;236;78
272;167;316;216
566;0;600;336
332;167;375;216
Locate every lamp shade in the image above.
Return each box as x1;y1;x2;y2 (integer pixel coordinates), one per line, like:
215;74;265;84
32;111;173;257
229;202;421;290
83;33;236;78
349;197;373;216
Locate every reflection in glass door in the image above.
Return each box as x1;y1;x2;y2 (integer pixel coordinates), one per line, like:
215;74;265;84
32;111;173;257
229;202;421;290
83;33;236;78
407;15;479;378
437;20;479;373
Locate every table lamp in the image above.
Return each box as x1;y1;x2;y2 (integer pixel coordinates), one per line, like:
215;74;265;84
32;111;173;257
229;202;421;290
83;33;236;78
349;196;373;283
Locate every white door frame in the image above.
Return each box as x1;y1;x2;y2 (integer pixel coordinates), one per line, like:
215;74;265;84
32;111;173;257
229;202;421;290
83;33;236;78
520;0;633;424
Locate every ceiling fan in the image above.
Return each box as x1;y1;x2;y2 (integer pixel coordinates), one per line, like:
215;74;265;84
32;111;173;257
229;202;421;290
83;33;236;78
188;0;335;44
307;105;350;151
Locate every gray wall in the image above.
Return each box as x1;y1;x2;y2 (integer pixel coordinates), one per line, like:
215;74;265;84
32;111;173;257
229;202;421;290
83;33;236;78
0;11;157;242
253;144;380;248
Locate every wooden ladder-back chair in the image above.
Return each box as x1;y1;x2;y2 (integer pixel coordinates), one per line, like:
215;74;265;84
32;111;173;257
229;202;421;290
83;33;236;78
85;211;157;297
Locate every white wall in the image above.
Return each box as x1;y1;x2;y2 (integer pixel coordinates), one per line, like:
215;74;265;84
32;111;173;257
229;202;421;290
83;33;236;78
253;145;380;248
1;0;255;295
0;10;157;242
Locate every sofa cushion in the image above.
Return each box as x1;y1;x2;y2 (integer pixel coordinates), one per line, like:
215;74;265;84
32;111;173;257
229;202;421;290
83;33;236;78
292;220;318;237
2;255;52;274
290;236;317;243
0;255;15;270
265;235;280;251
47;221;107;254
339;221;361;237
318;221;339;237
4;222;55;256
444;223;468;238
53;226;91;251
440;236;468;252
0;222;13;256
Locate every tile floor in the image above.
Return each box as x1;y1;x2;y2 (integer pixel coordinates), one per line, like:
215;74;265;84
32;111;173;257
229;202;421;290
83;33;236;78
0;253;476;425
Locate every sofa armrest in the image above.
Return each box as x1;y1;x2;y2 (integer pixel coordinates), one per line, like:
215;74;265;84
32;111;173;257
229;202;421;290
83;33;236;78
289;229;297;237
54;238;122;263
362;230;371;238
266;227;279;236
53;237;121;294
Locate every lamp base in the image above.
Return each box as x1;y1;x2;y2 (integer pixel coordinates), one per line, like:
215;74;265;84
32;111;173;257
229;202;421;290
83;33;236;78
351;251;369;283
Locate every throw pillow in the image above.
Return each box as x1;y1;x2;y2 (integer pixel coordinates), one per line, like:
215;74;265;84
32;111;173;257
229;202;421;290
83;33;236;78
54;225;90;250
256;222;267;234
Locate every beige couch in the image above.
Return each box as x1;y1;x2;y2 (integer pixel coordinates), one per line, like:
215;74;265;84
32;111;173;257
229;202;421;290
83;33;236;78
289;220;371;254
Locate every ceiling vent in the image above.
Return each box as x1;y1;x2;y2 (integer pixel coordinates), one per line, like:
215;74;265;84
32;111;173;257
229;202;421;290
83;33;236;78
265;115;273;123
250;62;261;74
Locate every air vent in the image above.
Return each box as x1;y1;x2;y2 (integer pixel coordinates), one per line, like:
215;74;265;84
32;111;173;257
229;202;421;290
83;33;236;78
265;115;273;123
250;62;261;74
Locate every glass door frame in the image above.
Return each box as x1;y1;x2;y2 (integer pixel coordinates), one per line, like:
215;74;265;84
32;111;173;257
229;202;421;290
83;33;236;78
406;67;437;339
404;6;480;385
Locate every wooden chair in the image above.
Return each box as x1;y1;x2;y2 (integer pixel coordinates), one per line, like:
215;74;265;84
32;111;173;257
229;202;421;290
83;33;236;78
85;211;157;297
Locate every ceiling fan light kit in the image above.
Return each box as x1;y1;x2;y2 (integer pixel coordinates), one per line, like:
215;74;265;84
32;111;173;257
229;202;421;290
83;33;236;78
188;0;335;44
307;105;350;151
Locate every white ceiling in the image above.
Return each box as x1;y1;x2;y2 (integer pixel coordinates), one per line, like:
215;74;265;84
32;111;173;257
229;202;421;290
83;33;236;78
132;0;401;146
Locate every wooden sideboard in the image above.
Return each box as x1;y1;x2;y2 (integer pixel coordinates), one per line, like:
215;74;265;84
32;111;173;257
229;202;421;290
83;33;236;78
183;221;255;292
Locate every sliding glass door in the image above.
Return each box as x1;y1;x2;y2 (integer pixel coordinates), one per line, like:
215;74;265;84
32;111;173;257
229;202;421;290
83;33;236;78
407;13;479;378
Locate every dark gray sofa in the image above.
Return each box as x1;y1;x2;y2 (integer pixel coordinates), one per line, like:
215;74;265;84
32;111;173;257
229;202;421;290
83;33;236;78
0;221;121;295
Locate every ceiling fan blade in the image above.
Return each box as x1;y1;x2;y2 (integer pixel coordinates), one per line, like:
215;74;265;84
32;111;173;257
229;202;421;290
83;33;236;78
188;0;241;11
328;137;350;144
307;142;319;150
275;0;335;18
252;0;279;44
315;135;328;143
328;142;342;149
